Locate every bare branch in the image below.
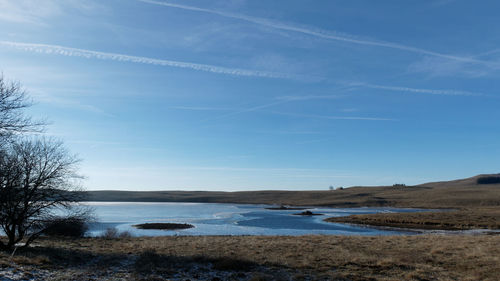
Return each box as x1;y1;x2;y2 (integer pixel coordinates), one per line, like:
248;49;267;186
0;75;45;143
0;138;85;250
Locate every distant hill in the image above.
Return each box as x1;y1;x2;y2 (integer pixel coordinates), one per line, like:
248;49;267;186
418;173;500;188
83;173;500;209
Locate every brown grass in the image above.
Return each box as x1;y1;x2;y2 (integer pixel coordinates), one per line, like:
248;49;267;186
327;207;500;230
85;174;500;209
2;235;499;280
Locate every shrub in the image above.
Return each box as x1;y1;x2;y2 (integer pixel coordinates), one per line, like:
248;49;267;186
43;217;89;238
477;176;500;185
100;227;133;239
118;230;133;238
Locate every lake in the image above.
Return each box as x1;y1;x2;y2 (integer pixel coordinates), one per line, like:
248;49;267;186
86;202;424;236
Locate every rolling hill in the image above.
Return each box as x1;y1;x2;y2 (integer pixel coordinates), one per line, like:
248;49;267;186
83;173;500;209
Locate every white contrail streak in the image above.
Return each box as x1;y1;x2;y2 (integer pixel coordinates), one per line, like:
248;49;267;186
0;41;482;97
0;41;295;79
210;100;289;120
210;101;393;122
138;0;497;67
169;106;237;111
265;110;394;121
359;83;483;96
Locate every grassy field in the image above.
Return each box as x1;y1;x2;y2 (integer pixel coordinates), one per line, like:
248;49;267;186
321;175;500;230
84;174;500;209
2;235;499;280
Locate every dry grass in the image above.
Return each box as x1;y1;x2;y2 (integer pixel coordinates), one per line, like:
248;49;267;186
85;174;500;209
1;235;499;280
327;207;500;230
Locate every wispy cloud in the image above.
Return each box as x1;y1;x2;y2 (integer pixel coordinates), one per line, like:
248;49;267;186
477;48;500;58
67;139;124;149
83;164;355;190
210;100;289;120
205;80;470;122
272;130;327;135
169;106;238;111
0;0;61;24
408;47;500;78
204;98;395;122
265;110;394;121
295;138;333;145
0;41;298;79
355;83;484;96
1;41;483;97
135;165;353;175
30;88;115;117
180;82;479;124
87;164;353;176
408;57;491;78
276;95;342;101
209;86;356;120
138;0;498;68
0;0;107;24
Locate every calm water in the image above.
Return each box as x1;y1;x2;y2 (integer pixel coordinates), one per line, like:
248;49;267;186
85;202;424;236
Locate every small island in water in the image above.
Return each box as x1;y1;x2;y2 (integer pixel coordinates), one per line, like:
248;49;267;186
133;223;194;230
293;210;324;216
265;205;307;210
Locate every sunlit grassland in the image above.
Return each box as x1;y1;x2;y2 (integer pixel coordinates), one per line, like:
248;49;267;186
2;235;499;280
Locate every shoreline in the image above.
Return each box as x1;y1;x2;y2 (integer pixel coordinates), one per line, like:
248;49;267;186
324;207;500;231
327;220;500;235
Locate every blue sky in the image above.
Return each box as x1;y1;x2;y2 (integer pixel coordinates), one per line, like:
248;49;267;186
1;0;499;190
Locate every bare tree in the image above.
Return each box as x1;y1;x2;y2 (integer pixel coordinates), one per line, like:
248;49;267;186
0;75;87;251
0;75;43;140
0;138;85;251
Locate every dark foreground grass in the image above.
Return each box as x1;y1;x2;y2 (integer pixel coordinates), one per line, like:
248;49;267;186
1;235;499;280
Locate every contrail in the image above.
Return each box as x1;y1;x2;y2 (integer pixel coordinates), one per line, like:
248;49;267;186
169;106;237;111
0;41;296;79
1;41;483;97
210;86;355;120
210;100;289;120
265;110;394;121
139;0;497;67
205;80;479;122
357;83;483;96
